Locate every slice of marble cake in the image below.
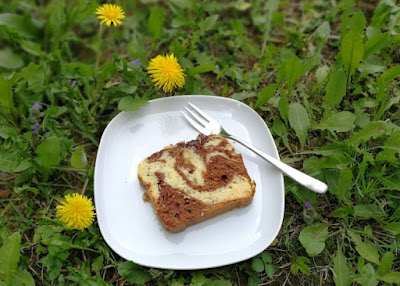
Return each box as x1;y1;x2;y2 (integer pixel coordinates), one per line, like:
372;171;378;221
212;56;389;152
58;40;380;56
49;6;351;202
138;134;256;233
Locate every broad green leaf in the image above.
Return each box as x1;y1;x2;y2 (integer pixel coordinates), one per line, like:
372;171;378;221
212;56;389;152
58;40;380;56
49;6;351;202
10;268;34;286
278;91;289;123
348;121;387;146
306;142;349;156
278;55;305;91
357;264;379;286
92;255;104;274
297;262;310;276
348;10;366;35
379;272;400;284
118;96;148;111
329;207;353;218
323;69;347;108
265;264;274;278
118;261;152;285
45;106;68;117
188;64;215;76
358;55;386;74
113;85;138;95
148;7;164;40
288;103;310;148
36;136;61;169
191;272;206;286
316;111;356;132
170;41;189;58
291;257;311;275
272;117;291;151
0;13;38;38
0;127;17;139
0;151;18;173
306;155;352;170
260;252;272;264
348;231;380;265
97;61;118;89
341;29;364;80
315;21;331;43
272;117;286;136
65;266;108;286
376;130;400;162
299;223;329;256
19;63;46;92
0;75;14;115
363;32;389;59
33;225;57;243
378;252;394;274
20;40;42;56
247;275;261;286
354;204;383;219
39;248;69;280
232;91;256;101
383;222;400;235
251;257;264;272
370;2;394;28
47;0;66;50
316;65;329;83
0;49;24;69
70;146;87;169
337;168;353;205
333;247;351;286
41;235;95;251
198;15;218;34
380;65;400;83
379;175;400;191
0;232;21;285
255;84;277;109
62;62;94;79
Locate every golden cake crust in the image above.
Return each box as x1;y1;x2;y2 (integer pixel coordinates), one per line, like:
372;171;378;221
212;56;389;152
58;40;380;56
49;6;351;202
138;134;256;233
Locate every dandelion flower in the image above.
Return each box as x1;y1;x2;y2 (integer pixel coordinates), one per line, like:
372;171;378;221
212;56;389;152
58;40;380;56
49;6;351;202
96;4;125;27
147;54;185;93
56;193;95;230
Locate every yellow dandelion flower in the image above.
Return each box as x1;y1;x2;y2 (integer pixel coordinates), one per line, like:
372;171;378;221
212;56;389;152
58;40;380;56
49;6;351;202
56;193;95;230
147;54;185;93
96;4;125;27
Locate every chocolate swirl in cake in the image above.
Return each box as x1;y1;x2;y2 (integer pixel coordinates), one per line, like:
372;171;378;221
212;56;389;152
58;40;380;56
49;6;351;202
138;134;256;232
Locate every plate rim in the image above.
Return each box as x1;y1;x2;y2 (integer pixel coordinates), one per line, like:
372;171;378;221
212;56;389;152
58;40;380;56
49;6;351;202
94;95;285;270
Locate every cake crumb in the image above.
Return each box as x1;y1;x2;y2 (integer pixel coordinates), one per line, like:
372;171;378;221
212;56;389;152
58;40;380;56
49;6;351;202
142;193;151;202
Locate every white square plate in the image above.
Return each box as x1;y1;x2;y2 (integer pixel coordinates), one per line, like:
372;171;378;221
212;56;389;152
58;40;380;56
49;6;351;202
94;95;284;270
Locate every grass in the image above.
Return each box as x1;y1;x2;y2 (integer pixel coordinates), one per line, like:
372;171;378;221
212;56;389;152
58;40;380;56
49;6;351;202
1;0;400;285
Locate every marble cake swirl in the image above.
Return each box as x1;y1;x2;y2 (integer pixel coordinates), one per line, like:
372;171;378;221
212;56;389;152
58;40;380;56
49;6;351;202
137;134;256;233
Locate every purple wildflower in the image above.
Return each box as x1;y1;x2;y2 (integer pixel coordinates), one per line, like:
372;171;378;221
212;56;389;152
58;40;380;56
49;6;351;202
32;123;40;134
71;79;77;87
133;59;141;65
31;102;41;110
304;201;312;208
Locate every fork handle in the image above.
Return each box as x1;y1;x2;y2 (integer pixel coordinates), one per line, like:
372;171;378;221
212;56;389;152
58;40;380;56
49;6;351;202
227;135;328;194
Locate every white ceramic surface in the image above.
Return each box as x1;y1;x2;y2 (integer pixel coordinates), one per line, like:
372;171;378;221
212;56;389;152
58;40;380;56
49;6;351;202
94;95;285;270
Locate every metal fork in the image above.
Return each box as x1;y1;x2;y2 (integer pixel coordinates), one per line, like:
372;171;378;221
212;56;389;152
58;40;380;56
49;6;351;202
182;103;328;194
